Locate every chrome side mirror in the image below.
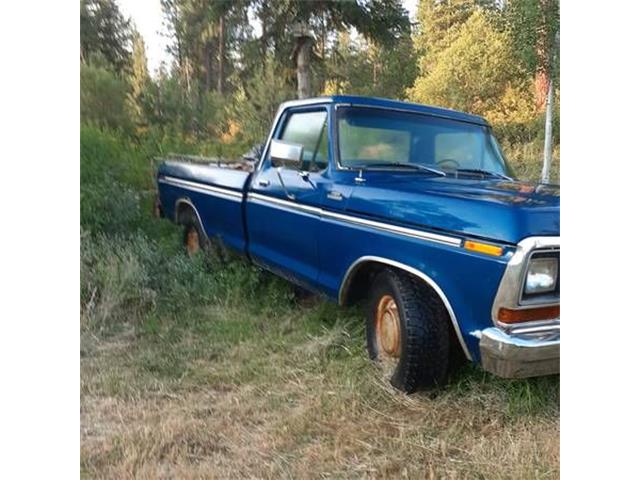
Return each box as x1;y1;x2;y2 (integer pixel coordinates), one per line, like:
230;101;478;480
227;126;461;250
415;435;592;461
270;139;304;169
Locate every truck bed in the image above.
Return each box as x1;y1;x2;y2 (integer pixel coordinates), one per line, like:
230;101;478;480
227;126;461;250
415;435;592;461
156;157;254;254
159;159;253;190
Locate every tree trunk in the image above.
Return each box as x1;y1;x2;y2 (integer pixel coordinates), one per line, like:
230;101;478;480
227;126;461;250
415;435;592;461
534;69;549;111
319;13;326;94
217;14;225;94
204;41;213;92
296;37;313;99
258;2;268;66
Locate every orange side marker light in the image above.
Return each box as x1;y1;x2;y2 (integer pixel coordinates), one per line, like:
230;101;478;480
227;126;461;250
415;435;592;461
464;240;503;257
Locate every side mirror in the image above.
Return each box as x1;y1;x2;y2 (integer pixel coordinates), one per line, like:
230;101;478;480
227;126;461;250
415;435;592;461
270;139;303;169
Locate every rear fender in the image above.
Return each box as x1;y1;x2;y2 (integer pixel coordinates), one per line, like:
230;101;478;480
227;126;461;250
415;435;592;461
175;197;206;235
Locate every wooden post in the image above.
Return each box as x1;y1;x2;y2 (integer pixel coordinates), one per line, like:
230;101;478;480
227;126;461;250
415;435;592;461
293;22;314;99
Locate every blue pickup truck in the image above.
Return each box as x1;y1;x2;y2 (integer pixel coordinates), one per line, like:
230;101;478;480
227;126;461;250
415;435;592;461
156;95;559;393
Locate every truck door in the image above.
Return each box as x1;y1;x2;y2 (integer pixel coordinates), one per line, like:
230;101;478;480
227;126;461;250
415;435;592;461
246;106;331;290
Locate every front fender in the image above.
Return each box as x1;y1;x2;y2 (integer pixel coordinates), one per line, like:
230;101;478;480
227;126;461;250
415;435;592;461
317;217;511;361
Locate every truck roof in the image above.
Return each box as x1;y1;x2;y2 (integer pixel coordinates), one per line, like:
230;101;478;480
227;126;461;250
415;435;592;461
279;95;488;126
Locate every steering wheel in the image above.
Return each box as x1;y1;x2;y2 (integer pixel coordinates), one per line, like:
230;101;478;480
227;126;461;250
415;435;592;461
436;158;460;169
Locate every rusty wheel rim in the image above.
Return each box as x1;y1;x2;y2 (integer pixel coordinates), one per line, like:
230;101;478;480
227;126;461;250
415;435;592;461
375;295;401;376
186;227;200;255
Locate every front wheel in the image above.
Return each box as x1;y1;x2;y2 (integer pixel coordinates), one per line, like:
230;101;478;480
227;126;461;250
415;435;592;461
366;269;451;393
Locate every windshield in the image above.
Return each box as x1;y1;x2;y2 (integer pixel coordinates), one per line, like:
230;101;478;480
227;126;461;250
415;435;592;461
337;107;514;178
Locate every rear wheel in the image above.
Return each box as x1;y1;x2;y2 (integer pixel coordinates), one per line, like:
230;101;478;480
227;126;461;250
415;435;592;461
185;225;200;255
179;209;209;256
366;269;451;393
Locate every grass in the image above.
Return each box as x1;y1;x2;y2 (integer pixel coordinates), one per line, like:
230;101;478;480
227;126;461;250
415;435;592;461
80;296;559;478
80;126;559;478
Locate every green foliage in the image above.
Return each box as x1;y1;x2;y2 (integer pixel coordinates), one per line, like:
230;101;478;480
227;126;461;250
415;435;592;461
80;125;294;330
79;0;560;185
229;56;296;145
79;116;300;334
505;0;560;80
161;0;244;96
143;72;198;135
81;231;154;328
144;72;229;140
294;0;410;47
127;32;152;131
80;0;133;73
410;11;521;116
81;178;143;236
80;63;132;131
324;31;417;100
414;0;477;62
80;126;151;189
80;126;149;235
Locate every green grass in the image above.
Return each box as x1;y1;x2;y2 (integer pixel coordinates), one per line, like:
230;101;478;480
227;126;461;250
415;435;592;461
80;125;559;478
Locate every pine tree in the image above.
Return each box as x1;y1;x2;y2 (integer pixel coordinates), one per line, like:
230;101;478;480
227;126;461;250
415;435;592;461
414;0;477;67
80;0;133;73
127;32;151;132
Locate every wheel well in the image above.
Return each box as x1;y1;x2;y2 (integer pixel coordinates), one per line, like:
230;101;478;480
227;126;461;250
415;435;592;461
175;199;197;224
340;259;470;361
341;262;385;307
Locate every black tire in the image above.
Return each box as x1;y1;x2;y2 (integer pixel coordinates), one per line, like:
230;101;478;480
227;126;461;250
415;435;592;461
366;268;451;393
178;208;209;255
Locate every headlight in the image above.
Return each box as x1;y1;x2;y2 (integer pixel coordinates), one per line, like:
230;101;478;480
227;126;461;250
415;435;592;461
524;257;558;294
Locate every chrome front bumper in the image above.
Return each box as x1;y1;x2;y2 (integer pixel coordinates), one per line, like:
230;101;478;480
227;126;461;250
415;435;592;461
479;326;559;378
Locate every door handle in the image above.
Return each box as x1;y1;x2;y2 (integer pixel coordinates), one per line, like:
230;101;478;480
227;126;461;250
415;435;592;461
258;179;270;187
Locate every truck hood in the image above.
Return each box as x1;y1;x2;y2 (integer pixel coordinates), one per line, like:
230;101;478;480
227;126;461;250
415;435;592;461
345;175;559;245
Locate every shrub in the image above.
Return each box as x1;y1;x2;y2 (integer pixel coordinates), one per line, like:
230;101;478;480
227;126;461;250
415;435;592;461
81;126;154;234
80;123;295;328
81;231;154;329
80;226;294;331
81;63;132;131
81;177;143;235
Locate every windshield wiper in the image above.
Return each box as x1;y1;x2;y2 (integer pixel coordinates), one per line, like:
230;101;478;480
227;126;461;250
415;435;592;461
352;162;446;177
455;168;513;181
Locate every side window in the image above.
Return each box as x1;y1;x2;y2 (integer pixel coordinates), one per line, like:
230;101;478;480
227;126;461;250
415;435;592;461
279;110;329;172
